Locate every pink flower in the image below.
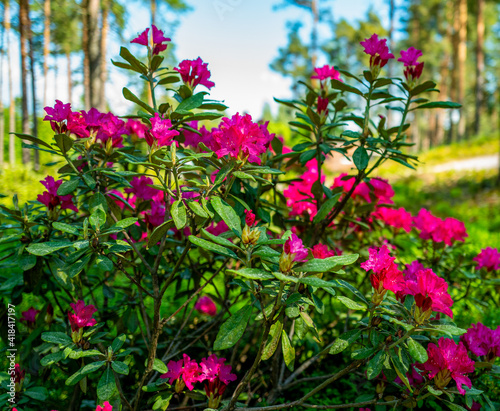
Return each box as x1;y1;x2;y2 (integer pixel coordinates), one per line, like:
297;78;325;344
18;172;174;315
473;247;500;272
131;25;171;55
21;307;40;327
360;246;405;295
43;100;72;134
145;113;179;147
394;364;425;387
413;209;467;246
284;159;324;221
466;402;482;411
360;34;394;69
206;220;229;236
403;260;425;282
68;300;97;332
404;268;454;319
284;234;308;262
311;65;342;82
14;364;25;384
199;355;237;404
375;207;412;232
96;112;127;148
311;244;336;259
182;121;212;150
317;96;329;115
208;113;274;165
331;175;393;204
419;337;475;395
244;209;257;227
161;354;201;391
37;176;78;212
461;323;500;361
398;47;424;83
194;296;217;317
126;119;148;140
369;178;394;204
125;176;159;201
96;402;113;411
175;57;215;89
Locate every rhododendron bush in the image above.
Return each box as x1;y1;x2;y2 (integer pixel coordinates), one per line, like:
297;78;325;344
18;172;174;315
1;27;500;411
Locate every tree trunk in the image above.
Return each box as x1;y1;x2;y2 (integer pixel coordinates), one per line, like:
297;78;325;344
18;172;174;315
43;0;51;108
151;0;156;27
6;0;16;166
99;0;109;111
386;0;395;127
88;0;102;110
27;4;40;171
19;0;31;164
67;50;73;106
456;0;467;140
474;0;484;136
82;0;91;110
0;5;5;168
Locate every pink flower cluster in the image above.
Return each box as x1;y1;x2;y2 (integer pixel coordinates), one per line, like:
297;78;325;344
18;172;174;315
181;121;212;150
131;25;171;55
96;402;113;411
374;207;413;232
311;243;338;259
360;246;405;296
208;113;274;165
161;354;236;405
331;174;394;205
37;176;78;212
175;57;215;89
473;247;500;272
360;34;394;70
21;307;40;327
311;64;342;81
461;323;500;362
398;47;424;84
194;296;217;317
145;113;180;148
418;337;475;395
413;209;467;246
279;234;308;273
68;300;97;332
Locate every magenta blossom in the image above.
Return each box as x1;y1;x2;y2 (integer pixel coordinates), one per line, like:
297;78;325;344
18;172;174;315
311;65;342;82
317;96;329;116
461;323;500;361
280;234;308;273
404;260;425;282
208;113;274;165
175;57;215;89
244;209;257;227
311;244;336;259
398;47;424;84
96;402;113;411
68;300;97;332
404;268;454;321
419;337;475;395
145;113;180;148
96;112;127;149
21;307;40;327
182;121;212;150
44;100;72;134
413;209;467;246
360;34;394;70
126;119;148;140
206;220;229;236
37;176;78;213
194;296;217;317
125;176;159;201
360;246;405;299
395;364;425;388
131;25;171;55
375;207;413;232
161;354;201;391
473;247;500;272
199;355;237;408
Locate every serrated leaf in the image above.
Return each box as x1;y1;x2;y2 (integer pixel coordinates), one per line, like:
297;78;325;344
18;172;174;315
213;305;252;350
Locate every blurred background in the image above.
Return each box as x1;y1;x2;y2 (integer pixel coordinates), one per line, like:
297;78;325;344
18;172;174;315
0;0;499;247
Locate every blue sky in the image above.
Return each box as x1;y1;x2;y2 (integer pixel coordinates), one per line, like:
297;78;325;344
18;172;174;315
2;0;388;117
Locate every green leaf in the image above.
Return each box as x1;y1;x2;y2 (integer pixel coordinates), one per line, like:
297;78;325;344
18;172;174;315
213;162;234;186
67;254;92;278
262;320;283;361
187;200;209;218
54;133;74;154
40;351;65;366
96;256;113;271
273;271;298;283
81;361;106;374
430;324;467;337
299;276;337;288
119;46;148;74
213;305;252;350
410;80;437;96
52;222;80;236
147;220;174;249
123;87;155;114
442;401;468;411
69;349;103;359
329;330;361;355
66;369;86;386
14;133;54;150
416;101;461;110
111;334;126;353
367;351;385;380
202;228;236;249
211;197;242;236
26;241;73;256
176;92;206;113
390;351;412;393
23;387;48;401
297;254;358;273
281;330;295;371
407;337;428;363
353;146;369;170
57;178;80;196
112;361;129;375
97;366;116;401
109;217;139;230
189;235;238;259
233;170;256;182
227;268;274;280
152;358;169;374
82;173;97;189
171;200;187;229
312;193;341;224
331;79;364;96
41;332;73;345
158;75;180;85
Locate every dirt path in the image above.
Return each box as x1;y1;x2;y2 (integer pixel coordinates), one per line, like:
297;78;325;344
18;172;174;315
427;154;499;174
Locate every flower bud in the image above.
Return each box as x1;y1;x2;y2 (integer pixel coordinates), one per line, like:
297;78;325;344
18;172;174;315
242;225;261;246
